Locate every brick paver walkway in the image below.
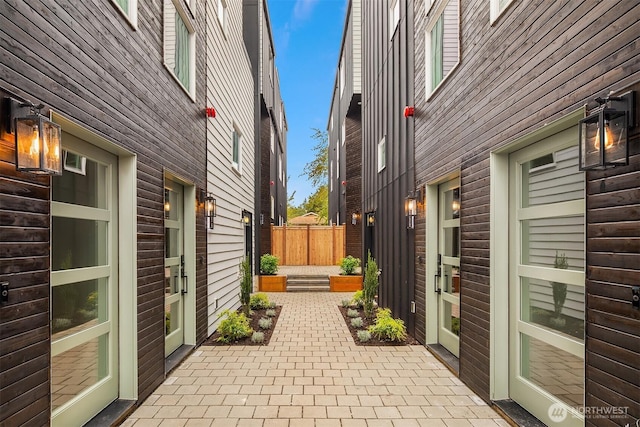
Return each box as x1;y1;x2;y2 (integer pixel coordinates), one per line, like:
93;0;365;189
122;292;508;427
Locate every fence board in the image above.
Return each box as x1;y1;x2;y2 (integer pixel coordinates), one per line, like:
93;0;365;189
271;225;345;266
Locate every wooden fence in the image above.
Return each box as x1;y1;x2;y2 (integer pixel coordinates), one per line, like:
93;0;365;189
271;225;345;266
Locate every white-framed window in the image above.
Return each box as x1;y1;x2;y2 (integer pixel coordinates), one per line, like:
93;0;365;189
339;53;345;97
279;104;284;131
278;152;283;182
336;140;340;166
270;123;275;153
390;0;400;39
330;115;334;131
378;135;386;172
330;162;334;192
341;118;346;146
271;196;275;219
216;0;226;33
164;0;196;99
425;0;460;98
111;0;138;27
232;126;241;172
490;0;514;24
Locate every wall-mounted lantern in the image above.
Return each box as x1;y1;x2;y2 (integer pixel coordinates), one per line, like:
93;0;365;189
203;191;216;229
351;211;361;226
3;98;61;175
579;91;635;171
405;192;418;230
366;212;375;227
242;210;251;227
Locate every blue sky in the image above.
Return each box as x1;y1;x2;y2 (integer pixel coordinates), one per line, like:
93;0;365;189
267;0;347;206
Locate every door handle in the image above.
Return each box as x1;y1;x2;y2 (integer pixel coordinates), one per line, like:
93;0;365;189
180;255;188;295
434;274;441;294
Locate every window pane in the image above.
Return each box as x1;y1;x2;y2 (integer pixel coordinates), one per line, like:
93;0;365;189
233;131;240;165
521;277;584;340
521;146;583;208
53;151;107;209
165;227;180;258
164;0;190;90
52;278;108;339
52;217;108;270
52;334;109;410
520;334;584;407
115;0;129;13
521;216;585;271
431;14;443;89
165;188;179;221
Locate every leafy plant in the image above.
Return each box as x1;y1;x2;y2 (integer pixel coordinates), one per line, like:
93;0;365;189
240;257;252;315
260;254;279;275
351;317;364;328
339;255;361;275
363;251;379;317
250;293;271;310
251;331;265;344
357;330;371;342
341;299;351;308
268;301;276;309
265;308;276;317
216;310;253;343
368;308;407;342
258;317;273;330
351;290;364;308
551;251;569;326
347;308;359;318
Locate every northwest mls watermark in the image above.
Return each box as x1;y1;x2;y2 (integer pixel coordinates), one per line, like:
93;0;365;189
548;402;636;423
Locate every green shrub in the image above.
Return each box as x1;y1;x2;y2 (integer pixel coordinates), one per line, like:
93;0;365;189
368;309;407;342
268;301;276;309
357;330;371;342
216;310;253;343
341;299;351;308
351;290;364;308
351;317;364;328
347;308;359;318
251;331;265;343
250;293;271;310
265;308;276;317
260;254;279;275
363;251;379;317
258;317;273;330
239;257;252;315
339;255;361;275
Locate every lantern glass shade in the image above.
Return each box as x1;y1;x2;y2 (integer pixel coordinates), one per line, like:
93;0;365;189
351;212;360;225
366;212;375;227
205;194;216;229
15;115;62;174
579;108;628;170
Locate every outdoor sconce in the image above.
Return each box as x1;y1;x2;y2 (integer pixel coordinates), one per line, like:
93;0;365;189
366;212;375;227
405;194;418;229
260;213;264;225
242;210;251;226
579;91;635;171
4;98;62;175
351;211;361;226
204;192;216;229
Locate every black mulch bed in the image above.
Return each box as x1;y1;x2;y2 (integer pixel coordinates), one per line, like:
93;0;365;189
338;306;419;346
201;305;282;346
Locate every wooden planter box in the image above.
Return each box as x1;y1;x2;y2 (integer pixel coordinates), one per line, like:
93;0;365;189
329;275;363;292
258;275;287;292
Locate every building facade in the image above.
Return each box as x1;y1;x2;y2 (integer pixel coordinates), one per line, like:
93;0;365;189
242;0;288;269
328;0;363;261
361;0;417;331
360;0;640;426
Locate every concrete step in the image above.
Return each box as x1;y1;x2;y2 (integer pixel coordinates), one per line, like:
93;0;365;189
286;274;330;292
286;274;329;281
286;284;331;292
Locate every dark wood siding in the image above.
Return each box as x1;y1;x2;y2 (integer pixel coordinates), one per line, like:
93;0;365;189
413;0;640;409
0;0;208;420
345;101;362;260
362;0;416;331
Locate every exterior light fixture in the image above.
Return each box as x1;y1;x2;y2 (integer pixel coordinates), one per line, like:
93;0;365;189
260;213;264;225
405;193;418;229
4;98;62;175
579;91;635;170
204;193;216;229
351;211;361;225
366;212;375;227
242;210;251;226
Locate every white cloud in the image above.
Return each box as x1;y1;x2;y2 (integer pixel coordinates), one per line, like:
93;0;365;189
292;0;318;25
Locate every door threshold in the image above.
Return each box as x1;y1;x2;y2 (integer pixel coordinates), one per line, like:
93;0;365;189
493;400;546;427
85;399;136;427
165;344;195;374
426;344;459;375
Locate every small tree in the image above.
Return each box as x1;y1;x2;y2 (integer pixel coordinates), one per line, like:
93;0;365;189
363;251;379;317
552;251;568;322
239;256;252;315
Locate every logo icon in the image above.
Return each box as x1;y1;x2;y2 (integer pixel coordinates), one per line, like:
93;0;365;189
549;403;568;423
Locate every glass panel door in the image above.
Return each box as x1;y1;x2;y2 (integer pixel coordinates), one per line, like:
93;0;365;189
51;137;118;426
509;128;585;426
437;178;460;357
164;180;185;356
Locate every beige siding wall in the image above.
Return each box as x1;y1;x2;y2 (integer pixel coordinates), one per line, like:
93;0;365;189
205;0;255;335
352;0;362;93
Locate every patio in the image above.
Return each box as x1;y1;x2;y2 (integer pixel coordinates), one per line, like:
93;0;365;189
122;292;508;427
